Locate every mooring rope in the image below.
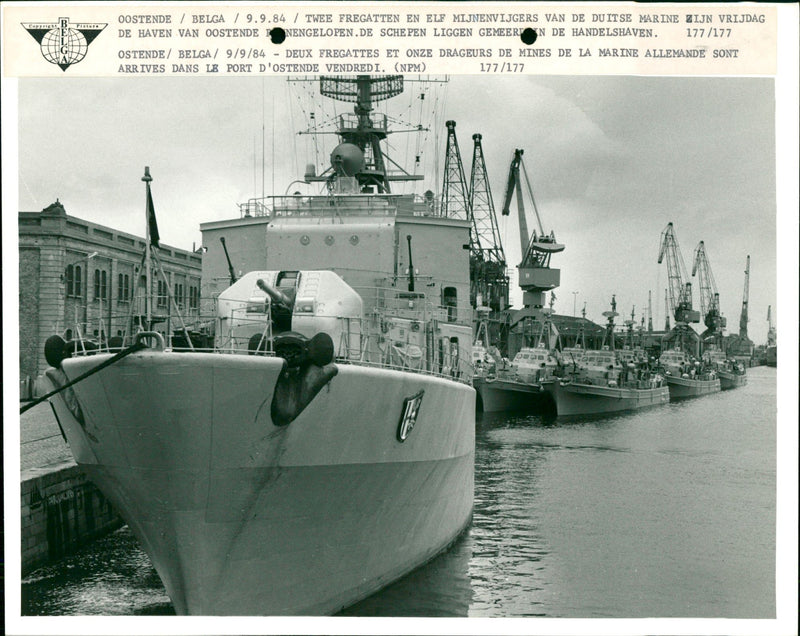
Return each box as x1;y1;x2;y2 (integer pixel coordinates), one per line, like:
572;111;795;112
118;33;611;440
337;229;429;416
20;342;147;415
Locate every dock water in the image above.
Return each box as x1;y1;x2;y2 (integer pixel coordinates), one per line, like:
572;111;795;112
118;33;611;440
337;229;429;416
20;402;122;576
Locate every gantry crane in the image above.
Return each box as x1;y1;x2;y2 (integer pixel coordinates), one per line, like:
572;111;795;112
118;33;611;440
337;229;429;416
691;240;727;344
468;133;509;311
500;148;564;309
657;222;700;325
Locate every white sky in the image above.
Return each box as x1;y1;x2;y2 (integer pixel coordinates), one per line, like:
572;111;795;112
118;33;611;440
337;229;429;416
17;75;778;344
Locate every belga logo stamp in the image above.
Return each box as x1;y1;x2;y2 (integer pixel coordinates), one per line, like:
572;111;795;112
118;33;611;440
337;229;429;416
22;17;106;71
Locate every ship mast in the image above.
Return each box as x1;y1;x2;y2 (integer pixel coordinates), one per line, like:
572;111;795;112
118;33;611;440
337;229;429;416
301;75;424;193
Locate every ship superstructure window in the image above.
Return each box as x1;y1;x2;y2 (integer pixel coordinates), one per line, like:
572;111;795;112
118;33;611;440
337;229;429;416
118;273;131;303
443;287;457;323
93;269;108;301
65;264;83;298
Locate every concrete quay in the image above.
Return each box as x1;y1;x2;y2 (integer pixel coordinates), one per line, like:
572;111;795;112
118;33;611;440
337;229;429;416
20;401;122;576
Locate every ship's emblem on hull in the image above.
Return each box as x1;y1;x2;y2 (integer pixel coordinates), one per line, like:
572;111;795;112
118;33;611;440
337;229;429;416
397;390;424;442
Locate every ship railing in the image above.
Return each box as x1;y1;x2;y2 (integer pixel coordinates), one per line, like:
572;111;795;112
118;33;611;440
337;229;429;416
237;192;443;219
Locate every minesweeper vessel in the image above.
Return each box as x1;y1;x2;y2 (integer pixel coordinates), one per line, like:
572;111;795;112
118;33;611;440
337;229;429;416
472;309;558;413
543;299;669;417
39;76;476;615
659;347;721;399
703;345;747;390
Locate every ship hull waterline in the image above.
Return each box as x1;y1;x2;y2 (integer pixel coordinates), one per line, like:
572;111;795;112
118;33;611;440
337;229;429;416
663;374;721;399
473;376;554;413
717;370;748;390
542;380;670;417
45;351;475;615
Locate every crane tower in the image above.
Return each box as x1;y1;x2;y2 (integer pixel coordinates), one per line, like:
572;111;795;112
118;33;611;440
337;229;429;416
468;133;509;311
739;254;750;340
501;148;564;308
657;222;700;324
691;240;727;344
440;120;470;221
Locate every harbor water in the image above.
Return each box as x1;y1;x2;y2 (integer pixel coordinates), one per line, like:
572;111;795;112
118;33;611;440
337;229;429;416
22;366;776;618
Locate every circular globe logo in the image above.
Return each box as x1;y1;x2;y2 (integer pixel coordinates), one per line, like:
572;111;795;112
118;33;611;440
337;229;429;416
41;27;88;67
22;17;106;72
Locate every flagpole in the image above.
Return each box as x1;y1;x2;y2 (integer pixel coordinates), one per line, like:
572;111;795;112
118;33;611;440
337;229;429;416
142;166;152;328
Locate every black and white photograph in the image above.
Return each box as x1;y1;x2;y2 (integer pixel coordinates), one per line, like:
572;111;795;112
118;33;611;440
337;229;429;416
4;3;797;635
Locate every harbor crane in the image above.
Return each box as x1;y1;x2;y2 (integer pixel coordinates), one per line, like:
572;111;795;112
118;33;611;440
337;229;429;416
724;255;755;361
691;240;727;343
657;222;700;325
440;120;470;221
767;305;776;347
739;254;750;340
501;148;564;309
467;133;509;312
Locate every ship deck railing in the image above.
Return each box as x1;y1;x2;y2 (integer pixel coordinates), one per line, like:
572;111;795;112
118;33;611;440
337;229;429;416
238;192;445;220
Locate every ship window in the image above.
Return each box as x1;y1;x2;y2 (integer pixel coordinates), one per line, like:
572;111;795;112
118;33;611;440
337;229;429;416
442;287;457;323
276;270;299;289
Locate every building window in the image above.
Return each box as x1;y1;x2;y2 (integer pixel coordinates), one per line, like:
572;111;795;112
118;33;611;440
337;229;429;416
118;273;130;303
190;285;200;310
157;280;168;308
94;269;108;301
65;264;83;298
175;283;184;309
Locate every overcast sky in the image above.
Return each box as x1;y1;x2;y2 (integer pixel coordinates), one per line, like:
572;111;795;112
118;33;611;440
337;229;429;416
16;75;778;344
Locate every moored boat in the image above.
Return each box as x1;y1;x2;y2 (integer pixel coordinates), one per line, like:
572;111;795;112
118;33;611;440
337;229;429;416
703;345;747;390
659;347;721;399
543;375;669;417
543;300;669;416
39;76;477;615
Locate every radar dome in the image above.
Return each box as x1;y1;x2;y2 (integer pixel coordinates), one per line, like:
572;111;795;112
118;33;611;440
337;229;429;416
330;143;365;177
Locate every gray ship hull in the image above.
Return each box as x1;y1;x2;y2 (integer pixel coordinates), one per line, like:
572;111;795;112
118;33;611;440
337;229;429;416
473;376;553;413
664;374;721;399
717;369;747;390
45;351;475;615
543;380;670;417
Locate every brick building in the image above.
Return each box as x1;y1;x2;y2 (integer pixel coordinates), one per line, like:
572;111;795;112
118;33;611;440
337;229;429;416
19;200;202;382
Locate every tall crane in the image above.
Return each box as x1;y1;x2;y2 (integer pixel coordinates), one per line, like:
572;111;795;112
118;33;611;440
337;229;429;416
440;120;470;221
657;222;700;325
500;148;564;309
691;240;727;343
468;133;509;311
739;254;750;340
664;288;670;331
767;305;776;347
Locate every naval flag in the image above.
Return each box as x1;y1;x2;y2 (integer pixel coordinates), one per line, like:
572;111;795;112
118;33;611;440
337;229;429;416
146;183;160;248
